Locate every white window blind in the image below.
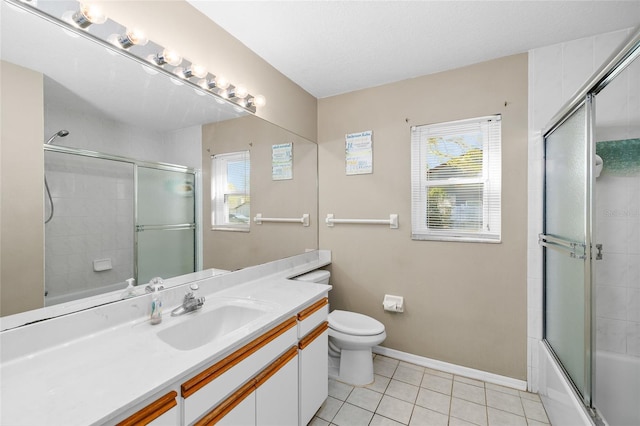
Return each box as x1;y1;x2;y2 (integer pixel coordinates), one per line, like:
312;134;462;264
411;115;501;242
211;151;250;231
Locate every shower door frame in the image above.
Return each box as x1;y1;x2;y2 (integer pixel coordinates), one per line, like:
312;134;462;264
43;144;202;287
133;164;199;284
541;25;640;414
541;95;595;407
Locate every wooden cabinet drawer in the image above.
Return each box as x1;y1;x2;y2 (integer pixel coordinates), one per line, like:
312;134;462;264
115;390;179;426
183;318;297;425
297;298;328;338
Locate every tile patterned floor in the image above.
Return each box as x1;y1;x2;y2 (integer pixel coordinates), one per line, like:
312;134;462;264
310;354;551;426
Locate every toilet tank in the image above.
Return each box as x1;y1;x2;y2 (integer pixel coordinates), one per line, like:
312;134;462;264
294;270;330;284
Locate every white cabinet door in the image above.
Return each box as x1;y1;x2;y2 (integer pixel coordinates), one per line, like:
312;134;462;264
216;392;256;426
299;325;328;425
148;405;179;426
256;348;299;426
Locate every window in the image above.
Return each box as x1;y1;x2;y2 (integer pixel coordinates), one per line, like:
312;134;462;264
211;151;250;230
411;115;501;242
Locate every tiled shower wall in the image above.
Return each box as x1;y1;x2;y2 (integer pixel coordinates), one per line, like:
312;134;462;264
595;172;640;356
593;34;640;357
44;153;134;301
527;27;635;390
43;79;201;302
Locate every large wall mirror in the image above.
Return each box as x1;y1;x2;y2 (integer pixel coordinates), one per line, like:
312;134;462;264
0;0;318;326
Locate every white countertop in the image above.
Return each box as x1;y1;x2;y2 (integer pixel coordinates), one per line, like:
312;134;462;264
0;253;331;425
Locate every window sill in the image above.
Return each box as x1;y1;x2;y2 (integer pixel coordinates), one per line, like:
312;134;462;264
412;234;501;243
211;226;250;233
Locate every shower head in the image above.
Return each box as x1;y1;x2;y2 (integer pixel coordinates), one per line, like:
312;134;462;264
45;129;69;145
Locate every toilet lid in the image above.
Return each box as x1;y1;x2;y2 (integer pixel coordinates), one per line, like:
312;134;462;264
329;310;385;336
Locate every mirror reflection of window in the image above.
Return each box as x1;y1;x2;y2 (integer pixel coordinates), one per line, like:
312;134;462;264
211;151;251;230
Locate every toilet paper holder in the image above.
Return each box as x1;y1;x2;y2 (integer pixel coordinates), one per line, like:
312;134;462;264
383;294;404;312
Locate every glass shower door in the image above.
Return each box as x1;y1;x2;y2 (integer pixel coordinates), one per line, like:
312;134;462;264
136;166;196;284
542;100;593;404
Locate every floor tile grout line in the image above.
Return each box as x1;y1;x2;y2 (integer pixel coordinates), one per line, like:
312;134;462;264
321;355;550;426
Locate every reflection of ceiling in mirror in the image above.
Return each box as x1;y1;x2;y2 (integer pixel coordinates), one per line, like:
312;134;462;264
0;1;246;131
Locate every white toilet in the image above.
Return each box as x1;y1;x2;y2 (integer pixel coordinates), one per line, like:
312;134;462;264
295;270;386;386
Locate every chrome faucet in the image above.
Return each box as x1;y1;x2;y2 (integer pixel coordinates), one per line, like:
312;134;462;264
171;283;205;316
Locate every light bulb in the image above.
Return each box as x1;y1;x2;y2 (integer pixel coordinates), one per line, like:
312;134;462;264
120;29;148;48
107;29;148;49
174;64;207;80
149;49;182;67
234;85;249;99
69;3;107;28
199;78;216;90
190;64;208;79
249;95;266;108
216;76;230;90
163;49;182;66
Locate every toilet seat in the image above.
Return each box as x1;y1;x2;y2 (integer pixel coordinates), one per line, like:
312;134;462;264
329;310;385;336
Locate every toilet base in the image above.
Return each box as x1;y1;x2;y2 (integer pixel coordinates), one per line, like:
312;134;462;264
328;348;374;386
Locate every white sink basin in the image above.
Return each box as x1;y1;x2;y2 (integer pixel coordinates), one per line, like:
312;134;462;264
157;300;273;351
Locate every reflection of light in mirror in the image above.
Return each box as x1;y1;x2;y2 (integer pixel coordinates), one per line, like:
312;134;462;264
193;88;206;97
61;27;81;38
170;77;185;86
141;64;160;75
7;1;28;13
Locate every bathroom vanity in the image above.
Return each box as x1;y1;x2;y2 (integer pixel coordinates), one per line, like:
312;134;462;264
0;251;331;425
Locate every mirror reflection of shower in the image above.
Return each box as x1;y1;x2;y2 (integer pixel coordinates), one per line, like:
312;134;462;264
44;129;69;224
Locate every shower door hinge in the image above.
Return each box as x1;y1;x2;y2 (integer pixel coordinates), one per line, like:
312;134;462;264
595;243;603;260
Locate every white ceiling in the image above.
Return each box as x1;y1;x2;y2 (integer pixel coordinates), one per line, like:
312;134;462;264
187;0;640;99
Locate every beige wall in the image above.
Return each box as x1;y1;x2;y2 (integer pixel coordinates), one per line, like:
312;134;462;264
94;1;317;142
317;54;529;379
202;116;318;271
0;61;45;316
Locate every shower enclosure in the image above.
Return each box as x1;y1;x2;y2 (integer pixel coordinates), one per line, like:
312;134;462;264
541;28;640;425
44;145;198;305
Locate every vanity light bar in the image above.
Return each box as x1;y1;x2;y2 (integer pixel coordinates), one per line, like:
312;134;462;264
10;0;265;113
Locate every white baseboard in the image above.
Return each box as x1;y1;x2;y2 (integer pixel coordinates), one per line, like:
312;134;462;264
373;346;527;391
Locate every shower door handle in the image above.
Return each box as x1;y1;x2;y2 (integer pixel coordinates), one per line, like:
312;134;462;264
538;234;587;259
595;243;603;260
